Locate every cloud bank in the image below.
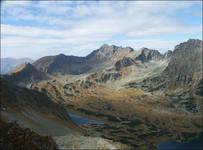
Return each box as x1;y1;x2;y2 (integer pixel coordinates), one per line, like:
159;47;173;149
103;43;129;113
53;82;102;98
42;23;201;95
1;1;202;59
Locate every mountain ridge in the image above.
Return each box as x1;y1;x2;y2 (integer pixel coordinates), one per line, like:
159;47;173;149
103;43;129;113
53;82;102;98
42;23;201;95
32;44;169;75
32;44;136;75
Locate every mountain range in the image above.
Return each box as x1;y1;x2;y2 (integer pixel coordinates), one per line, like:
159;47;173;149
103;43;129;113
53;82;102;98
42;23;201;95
1;39;202;149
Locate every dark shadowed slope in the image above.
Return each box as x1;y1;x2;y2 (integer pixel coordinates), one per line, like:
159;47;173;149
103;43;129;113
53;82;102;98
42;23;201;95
4;63;50;86
0;77;81;136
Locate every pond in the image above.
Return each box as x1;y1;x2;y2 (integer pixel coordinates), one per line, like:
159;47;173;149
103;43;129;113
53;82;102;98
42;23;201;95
157;133;203;150
68;112;104;125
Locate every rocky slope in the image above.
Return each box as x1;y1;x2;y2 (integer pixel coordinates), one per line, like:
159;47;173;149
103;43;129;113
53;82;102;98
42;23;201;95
163;50;173;59
130;39;202;90
135;48;163;62
115;57;138;71
163;39;202;87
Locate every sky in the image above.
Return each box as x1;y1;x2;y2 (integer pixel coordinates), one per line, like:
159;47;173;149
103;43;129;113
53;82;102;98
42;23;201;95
1;1;202;59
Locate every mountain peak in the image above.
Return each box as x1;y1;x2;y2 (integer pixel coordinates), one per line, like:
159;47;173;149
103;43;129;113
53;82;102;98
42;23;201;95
100;44;110;48
57;53;66;57
187;39;202;43
174;39;202;53
125;47;134;52
99;44;119;52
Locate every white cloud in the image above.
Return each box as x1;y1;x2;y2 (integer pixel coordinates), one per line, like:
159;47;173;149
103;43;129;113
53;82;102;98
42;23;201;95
1;1;202;58
1;1;31;7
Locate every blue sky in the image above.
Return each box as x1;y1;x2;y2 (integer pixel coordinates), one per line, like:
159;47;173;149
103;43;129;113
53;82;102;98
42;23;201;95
1;1;202;59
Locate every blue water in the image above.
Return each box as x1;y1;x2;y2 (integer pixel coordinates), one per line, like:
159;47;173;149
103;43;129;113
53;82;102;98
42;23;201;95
157;133;203;150
68;112;103;125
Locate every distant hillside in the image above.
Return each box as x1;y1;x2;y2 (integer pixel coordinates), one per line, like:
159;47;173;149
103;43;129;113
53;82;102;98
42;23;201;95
1;57;33;74
3;63;49;86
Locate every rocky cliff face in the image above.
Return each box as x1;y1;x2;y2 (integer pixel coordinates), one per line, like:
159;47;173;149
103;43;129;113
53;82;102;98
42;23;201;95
135;48;163;62
163;39;202;86
131;39;202;90
163;50;173;59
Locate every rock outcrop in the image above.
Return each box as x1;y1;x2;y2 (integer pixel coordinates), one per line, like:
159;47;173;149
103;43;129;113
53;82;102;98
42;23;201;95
135;48;163;62
163;50;173;59
115;57;136;71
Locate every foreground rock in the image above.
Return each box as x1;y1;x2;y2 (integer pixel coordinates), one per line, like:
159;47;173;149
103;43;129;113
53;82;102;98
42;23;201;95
0;119;57;150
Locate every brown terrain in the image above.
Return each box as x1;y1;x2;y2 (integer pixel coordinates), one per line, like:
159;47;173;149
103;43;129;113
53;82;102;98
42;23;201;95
1;39;202;149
